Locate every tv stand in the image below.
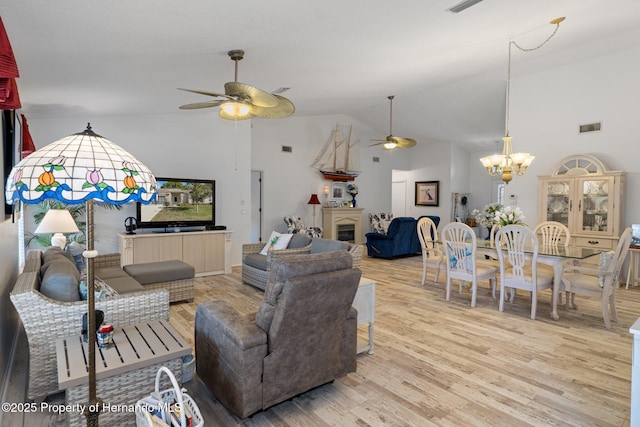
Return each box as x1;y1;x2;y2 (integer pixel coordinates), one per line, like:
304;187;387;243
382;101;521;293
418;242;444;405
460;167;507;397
118;230;232;276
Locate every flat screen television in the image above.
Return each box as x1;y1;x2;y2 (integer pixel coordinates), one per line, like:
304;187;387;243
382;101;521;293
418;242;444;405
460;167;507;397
136;177;215;230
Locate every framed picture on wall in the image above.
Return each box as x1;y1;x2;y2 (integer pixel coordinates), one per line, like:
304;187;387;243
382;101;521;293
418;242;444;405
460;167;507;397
415;181;439;206
331;183;344;200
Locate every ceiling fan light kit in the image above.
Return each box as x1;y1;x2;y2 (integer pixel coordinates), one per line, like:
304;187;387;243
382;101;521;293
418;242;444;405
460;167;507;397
480;17;564;184
179;49;295;120
370;95;417;150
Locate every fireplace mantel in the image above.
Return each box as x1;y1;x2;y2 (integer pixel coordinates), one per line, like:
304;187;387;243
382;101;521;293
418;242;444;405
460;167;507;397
322;207;364;244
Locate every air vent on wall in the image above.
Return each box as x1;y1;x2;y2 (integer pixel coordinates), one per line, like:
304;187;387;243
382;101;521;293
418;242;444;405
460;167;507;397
282;145;292;153
373;157;380;163
447;0;484;13
579;122;602;134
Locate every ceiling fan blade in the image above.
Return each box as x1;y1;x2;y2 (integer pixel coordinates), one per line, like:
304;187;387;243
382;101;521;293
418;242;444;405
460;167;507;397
225;82;279;108
393;137;417;148
177;88;231;99
179;100;226;110
369;141;386;147
250;95;295;118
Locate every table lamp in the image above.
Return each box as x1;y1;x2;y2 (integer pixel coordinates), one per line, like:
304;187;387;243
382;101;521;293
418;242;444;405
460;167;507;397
34;209;79;249
323;185;329;207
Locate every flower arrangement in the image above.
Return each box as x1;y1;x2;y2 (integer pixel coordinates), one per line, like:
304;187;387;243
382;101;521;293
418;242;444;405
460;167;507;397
471;203;502;228
494;206;526;226
346;183;358;197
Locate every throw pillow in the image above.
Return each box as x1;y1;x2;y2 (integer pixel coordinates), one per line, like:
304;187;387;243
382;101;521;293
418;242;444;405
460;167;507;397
40;256;81;302
79;275;119;300
447;242;474;272
260;231;294;255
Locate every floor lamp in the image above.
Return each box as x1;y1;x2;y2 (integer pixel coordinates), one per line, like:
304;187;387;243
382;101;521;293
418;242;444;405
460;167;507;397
307;193;321;227
5;124;157;426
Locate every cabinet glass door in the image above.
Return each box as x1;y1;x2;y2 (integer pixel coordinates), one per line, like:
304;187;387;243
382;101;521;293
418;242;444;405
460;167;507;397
544;179;570;227
578;177;613;233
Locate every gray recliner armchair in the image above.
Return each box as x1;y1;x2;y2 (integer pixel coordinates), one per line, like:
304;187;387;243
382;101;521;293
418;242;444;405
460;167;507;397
195;251;362;418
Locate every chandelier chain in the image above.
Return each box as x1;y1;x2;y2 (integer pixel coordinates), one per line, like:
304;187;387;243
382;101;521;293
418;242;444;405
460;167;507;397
505;19;563;138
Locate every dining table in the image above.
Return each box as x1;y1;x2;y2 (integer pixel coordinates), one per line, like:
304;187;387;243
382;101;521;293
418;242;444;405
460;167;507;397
475;240;602;320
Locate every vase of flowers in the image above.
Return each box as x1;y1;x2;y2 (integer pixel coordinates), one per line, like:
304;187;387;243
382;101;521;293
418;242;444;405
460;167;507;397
493;206;526;227
346;183;358;208
472;203;503;239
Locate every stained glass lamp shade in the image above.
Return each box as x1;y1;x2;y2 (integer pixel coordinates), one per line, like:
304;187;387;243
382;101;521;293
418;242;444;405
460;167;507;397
4;123;156;426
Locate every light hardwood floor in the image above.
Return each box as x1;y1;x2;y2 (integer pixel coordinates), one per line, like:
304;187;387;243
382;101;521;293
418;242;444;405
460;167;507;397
4;252;637;426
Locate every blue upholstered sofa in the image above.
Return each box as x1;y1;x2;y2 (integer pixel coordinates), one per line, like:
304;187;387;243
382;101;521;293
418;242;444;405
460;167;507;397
365;215;440;259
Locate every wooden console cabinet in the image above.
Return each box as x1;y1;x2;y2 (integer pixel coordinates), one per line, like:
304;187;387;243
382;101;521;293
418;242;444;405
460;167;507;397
118;230;232;276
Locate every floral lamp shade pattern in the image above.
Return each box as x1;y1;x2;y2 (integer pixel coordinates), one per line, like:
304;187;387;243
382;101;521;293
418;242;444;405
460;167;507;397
5;124;157;206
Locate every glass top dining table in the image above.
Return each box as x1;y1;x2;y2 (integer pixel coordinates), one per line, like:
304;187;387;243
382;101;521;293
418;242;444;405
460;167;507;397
475;240;603;320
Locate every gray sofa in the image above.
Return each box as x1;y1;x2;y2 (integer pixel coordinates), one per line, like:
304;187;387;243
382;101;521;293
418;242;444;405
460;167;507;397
10;247;170;399
242;235;363;290
196;250;362;418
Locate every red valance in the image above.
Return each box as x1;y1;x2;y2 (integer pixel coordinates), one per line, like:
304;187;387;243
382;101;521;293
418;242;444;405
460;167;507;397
0;77;21;109
21;113;35;158
0;17;19;78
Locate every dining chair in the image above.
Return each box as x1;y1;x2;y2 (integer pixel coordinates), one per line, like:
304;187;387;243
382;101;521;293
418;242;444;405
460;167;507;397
441;222;497;307
533;221;571;247
495;224;554;320
533;221;571;304
417;216;445;285
560;227;632;328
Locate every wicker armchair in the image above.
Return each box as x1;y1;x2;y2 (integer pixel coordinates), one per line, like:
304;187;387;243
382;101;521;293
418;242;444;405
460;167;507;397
242;241;312;290
10;250;170;400
242;238;363;291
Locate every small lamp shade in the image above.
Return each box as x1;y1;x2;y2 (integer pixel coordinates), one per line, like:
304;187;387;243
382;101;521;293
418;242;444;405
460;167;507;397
307;194;321;205
35;209;79;249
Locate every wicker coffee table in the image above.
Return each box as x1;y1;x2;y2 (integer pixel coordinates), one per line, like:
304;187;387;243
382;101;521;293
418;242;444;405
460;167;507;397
56;320;191;427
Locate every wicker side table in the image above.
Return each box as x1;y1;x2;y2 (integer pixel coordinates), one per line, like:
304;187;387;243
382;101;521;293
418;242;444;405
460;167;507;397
56;320;191;427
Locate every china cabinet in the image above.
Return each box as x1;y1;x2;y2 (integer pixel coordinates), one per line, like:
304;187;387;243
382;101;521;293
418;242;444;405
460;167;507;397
538;155;625;250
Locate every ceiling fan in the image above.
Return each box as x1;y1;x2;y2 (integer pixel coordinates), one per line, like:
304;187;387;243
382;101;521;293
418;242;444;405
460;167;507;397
370;96;417;150
178;49;295;120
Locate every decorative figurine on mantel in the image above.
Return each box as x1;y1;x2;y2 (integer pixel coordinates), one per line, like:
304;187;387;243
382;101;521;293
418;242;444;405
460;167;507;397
347;183;358;208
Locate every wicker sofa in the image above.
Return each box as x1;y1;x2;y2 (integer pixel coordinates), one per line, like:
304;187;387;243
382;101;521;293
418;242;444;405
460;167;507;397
10;249;170;400
242;236;363;290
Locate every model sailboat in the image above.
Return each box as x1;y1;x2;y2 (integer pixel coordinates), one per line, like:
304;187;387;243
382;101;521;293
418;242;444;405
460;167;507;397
311;124;360;181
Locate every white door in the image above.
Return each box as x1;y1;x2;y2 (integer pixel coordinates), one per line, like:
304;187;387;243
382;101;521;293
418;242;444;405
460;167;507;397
392;180;406;217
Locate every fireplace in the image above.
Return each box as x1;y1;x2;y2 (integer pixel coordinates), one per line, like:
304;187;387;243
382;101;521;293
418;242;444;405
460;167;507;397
322;207;364;244
337;224;356;242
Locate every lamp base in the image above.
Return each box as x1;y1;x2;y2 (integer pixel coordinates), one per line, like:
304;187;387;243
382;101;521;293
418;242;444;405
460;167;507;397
51;233;67;249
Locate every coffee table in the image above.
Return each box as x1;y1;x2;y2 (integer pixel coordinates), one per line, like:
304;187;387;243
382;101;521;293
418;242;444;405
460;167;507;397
56;319;191;427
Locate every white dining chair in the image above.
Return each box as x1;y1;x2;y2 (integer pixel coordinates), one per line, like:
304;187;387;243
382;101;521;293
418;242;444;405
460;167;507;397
417;216;445;285
495;225;554;320
442;222;497;307
533;221;572;305
560;227;632;328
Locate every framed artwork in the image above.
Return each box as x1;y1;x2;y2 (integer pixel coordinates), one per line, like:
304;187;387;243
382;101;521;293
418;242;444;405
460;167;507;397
331;183;344;200
415;181;439;206
329;200;339;208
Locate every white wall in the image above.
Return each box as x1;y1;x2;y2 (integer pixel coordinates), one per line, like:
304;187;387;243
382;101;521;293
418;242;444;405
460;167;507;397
468;45;640;231
252;115;394;242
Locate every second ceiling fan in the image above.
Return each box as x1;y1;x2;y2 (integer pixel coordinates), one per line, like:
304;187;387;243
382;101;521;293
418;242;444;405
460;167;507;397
370;95;417;150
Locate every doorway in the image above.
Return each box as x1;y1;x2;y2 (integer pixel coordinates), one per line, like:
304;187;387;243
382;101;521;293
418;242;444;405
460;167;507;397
392;180;407;217
250;170;263;243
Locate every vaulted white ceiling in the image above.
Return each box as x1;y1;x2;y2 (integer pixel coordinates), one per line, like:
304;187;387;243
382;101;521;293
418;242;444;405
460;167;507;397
3;0;640;149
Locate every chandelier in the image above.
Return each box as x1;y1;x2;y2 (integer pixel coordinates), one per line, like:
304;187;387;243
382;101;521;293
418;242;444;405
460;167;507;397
480;17;565;184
